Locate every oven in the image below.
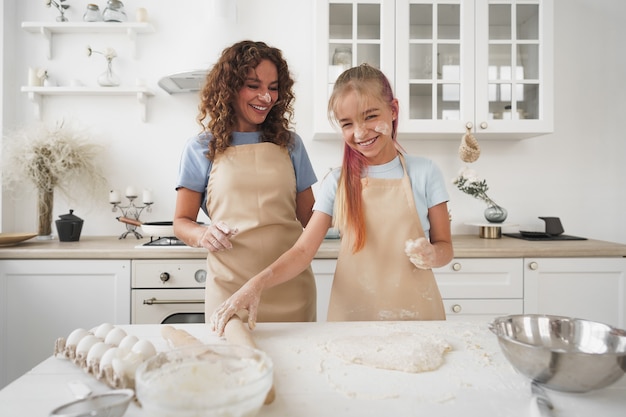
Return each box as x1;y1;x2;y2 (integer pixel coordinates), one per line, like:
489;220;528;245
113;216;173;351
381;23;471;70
131;257;208;324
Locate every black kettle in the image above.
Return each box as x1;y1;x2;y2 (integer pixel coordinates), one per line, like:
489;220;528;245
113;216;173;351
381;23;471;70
55;209;84;242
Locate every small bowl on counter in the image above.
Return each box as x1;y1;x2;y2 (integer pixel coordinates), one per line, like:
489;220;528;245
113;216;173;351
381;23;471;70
135;344;273;417
490;314;626;393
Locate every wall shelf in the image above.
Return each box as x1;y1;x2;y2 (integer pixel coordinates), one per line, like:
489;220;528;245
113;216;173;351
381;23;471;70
21;86;154;122
21;21;155;59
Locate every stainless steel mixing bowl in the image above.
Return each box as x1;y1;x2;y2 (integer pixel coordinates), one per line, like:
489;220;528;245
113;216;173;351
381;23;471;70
490;314;626;393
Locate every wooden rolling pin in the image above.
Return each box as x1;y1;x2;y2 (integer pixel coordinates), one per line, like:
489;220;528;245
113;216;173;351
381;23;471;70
161;324;276;405
224;318;276;405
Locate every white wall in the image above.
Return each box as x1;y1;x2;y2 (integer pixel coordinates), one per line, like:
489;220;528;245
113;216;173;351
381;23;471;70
1;0;625;244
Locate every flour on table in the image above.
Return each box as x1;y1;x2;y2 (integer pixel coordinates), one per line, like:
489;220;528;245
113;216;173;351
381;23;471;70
324;332;451;373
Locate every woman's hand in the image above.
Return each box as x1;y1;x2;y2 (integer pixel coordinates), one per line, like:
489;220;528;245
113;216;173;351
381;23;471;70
404;237;436;269
210;278;262;336
196;221;239;251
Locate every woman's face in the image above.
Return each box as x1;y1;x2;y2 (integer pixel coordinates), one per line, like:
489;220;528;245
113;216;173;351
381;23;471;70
234;59;279;132
335;90;398;165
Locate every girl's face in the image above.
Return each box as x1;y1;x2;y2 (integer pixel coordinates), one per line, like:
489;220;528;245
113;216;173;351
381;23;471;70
234;59;279;132
335;90;398;165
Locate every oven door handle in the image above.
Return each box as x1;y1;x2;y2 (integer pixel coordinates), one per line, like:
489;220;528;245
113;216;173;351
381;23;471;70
143;297;205;305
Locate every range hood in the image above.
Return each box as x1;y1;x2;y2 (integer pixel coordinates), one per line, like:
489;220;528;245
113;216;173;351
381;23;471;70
158;70;207;94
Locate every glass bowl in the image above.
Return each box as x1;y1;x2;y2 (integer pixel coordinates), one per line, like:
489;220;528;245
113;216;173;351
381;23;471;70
135;344;273;417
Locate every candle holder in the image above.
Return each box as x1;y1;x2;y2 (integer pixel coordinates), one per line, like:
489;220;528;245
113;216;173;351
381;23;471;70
111;196;153;239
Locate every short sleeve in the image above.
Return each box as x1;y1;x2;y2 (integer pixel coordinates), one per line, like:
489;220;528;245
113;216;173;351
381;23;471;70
290;134;318;192
176;135;211;193
312;168;340;216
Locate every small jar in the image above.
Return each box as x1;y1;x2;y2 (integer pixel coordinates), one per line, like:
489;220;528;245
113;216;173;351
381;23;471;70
103;0;127;22
332;47;352;69
83;4;103;22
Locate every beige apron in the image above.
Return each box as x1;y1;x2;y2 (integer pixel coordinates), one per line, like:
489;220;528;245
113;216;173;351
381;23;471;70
204;142;316;322
327;154;445;321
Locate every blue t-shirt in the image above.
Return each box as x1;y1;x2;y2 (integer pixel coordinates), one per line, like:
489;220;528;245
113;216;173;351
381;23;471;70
313;154;449;238
177;131;317;216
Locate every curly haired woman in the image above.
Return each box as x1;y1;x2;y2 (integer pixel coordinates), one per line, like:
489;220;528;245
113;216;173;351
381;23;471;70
174;40;318;326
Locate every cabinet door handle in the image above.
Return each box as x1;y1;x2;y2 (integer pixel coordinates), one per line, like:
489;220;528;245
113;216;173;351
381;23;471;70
451;304;462;313
143;298;204;305
480;121;488;130
452;262;462;271
528;261;539;271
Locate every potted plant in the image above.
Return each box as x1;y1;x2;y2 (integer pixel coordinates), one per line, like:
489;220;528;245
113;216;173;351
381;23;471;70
2;121;107;238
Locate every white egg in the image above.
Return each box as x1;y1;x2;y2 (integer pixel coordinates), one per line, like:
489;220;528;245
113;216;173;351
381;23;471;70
76;335;100;356
99;346;120;369
93;323;115;339
66;328;90;347
117;335;139;354
98;347;120;381
86;342;112;374
87;342;111;363
112;351;143;381
104;327;127;346
131;339;157;360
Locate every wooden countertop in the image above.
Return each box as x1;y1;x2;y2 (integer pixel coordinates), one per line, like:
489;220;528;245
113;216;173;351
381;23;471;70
1;234;625;260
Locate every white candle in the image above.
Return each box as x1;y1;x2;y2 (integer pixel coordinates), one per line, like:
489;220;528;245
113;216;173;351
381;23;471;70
136;7;148;22
109;190;121;203
125;186;138;198
142;189;153;204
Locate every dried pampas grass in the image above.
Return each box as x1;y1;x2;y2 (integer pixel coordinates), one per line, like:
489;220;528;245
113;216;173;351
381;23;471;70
2;121;108;204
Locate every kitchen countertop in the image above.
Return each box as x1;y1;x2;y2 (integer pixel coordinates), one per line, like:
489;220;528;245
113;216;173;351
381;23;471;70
1;234;626;259
0;321;624;417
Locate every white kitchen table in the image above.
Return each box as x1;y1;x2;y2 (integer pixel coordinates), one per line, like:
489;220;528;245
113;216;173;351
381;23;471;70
0;321;624;417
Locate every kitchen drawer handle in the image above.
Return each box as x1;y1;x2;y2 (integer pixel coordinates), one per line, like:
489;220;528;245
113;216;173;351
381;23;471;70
451;304;462;313
143;298;204;305
452;262;462;271
528;262;539;270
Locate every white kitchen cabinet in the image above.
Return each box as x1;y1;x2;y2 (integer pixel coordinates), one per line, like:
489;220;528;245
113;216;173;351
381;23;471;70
314;0;553;140
312;259;336;322
523;257;626;329
433;258;524;320
0;259;130;389
313;257;525;321
314;0;395;139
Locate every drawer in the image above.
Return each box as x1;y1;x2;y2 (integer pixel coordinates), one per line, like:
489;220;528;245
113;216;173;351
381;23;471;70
433;258;523;299
443;299;523;319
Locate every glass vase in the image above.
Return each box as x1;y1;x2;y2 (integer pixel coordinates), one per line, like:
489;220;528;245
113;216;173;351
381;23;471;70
37;189;54;240
484;202;508;223
98;60;120;87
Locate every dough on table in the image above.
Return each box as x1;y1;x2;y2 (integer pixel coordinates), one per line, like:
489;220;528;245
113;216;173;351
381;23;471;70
325;332;451;373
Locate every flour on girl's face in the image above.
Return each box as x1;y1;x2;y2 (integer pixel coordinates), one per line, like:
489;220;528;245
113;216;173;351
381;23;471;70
374;121;390;136
354;125;367;140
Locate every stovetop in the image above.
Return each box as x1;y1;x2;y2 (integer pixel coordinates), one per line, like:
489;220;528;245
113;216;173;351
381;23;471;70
136;236;188;248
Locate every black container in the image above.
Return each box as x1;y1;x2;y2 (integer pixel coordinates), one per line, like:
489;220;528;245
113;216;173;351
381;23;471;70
55;209;84;242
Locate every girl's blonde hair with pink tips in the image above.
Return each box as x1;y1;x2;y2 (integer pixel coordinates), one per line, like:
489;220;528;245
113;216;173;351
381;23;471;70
328;64;403;252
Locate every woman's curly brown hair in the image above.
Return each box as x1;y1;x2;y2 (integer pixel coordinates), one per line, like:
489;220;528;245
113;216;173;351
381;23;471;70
197;40;296;161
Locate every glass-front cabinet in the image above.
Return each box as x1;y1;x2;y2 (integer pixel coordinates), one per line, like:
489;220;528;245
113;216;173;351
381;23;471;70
314;0;553;140
314;0;395;139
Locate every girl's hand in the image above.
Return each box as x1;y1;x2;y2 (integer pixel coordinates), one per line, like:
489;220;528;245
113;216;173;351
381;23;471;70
196;221;238;251
210;280;262;336
404;237;436;269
